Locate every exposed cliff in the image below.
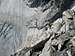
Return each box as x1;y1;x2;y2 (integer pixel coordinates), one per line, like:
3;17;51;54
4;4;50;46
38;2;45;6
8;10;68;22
0;0;74;56
11;0;75;56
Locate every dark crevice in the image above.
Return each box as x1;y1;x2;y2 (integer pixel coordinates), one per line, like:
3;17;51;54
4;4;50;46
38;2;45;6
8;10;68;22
45;10;62;24
60;39;70;51
31;35;52;52
29;34;53;56
27;0;74;11
52;45;58;51
68;18;73;20
27;0;50;8
42;1;54;12
45;0;74;24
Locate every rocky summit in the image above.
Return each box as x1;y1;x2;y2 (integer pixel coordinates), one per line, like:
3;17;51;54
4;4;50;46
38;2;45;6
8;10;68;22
0;0;75;56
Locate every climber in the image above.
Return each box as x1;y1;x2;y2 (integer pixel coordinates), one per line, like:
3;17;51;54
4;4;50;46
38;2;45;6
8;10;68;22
62;9;74;32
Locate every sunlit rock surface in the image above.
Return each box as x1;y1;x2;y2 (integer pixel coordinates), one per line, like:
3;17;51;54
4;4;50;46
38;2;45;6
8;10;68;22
0;0;74;56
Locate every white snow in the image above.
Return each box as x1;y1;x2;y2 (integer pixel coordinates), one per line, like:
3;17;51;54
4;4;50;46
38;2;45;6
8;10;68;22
0;0;36;17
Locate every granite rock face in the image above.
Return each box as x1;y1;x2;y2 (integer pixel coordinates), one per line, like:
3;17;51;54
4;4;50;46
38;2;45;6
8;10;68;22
25;0;74;47
12;8;75;56
0;0;75;56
